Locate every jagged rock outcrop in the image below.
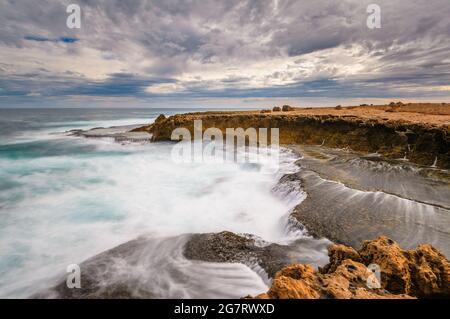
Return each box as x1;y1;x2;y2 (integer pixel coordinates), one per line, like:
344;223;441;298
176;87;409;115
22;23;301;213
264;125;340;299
155;114;166;123
358;236;450;297
251;236;450;299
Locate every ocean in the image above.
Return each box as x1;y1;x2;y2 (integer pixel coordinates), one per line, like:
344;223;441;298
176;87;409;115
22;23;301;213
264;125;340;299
0;108;314;298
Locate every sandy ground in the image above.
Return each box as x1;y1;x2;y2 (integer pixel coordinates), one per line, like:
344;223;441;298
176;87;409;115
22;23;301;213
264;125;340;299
191;103;450;127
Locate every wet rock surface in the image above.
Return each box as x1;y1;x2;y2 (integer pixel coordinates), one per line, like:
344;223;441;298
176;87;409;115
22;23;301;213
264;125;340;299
34;232;330;299
284;146;450;257
250;236;450;299
34;237;156;299
184;231;329;278
68;124;152;143
290;145;450;208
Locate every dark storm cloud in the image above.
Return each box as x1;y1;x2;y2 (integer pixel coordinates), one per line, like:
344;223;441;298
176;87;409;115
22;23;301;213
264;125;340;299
1;0;450;105
60;73;176;96
0;72;175;97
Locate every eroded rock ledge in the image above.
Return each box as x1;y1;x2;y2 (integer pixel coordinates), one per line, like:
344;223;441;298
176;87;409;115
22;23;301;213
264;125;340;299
250;236;450;299
134;108;450;168
184;231;329;278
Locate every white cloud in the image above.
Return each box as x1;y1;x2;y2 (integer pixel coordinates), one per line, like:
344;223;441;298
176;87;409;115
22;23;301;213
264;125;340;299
145;83;185;94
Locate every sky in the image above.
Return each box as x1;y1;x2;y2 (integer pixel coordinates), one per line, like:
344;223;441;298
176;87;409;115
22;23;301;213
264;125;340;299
1;0;450;108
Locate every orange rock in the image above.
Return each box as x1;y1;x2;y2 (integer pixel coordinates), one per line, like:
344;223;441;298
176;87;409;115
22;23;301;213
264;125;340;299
265;265;321;299
410;244;450;297
251;236;449;299
359;236;412;294
359;236;450;297
320;244;361;274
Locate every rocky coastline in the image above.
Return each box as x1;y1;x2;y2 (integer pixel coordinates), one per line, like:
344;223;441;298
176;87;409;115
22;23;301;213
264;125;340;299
36;233;450;299
133;103;450;168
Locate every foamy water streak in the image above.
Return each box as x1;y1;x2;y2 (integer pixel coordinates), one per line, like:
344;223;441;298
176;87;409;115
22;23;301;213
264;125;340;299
41;235;269;298
0;117;305;298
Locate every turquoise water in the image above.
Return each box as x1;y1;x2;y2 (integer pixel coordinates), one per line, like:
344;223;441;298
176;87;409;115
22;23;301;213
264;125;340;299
0;108;306;298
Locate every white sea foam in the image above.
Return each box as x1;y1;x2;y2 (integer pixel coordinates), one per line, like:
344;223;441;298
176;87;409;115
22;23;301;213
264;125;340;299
0;126;305;298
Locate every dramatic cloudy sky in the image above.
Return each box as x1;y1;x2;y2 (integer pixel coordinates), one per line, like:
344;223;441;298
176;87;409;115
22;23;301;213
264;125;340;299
1;0;450;108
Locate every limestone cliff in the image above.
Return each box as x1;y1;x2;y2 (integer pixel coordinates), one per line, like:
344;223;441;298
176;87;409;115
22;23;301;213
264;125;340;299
134;107;450;168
